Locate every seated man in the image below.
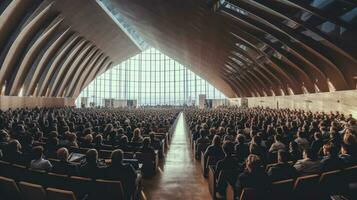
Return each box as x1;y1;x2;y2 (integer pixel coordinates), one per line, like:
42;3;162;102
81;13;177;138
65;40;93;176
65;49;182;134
236;154;270;197
140;137;156;159
80;149;105;178
102;149;138;200
267;150;297;182
340;143;357;167
269;134;286;153
2;139;27;165
30;146;52;171
321;143;344;171
235;134;249;162
204;135;225;167
149;132;161;150
215;141;242;197
293;148;321;176
52;147;79;176
195;129;210;159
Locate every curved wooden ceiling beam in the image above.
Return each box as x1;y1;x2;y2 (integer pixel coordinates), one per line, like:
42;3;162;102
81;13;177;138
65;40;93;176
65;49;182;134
9;15;64;96
225;1;349;90
49;39;87;97
285;0;355;29
225;60;262;96
25;28;72;96
228;29;301;93
249;0;357;63
224;5;321;93
75;56;109;97
221;73;249;97
0;2;54;95
66;48;99;97
72;52;104;97
56;43;93;97
0;0;33;56
37;34;80;96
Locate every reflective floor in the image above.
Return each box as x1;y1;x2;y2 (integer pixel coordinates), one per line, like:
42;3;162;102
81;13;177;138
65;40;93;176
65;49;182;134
142;112;211;200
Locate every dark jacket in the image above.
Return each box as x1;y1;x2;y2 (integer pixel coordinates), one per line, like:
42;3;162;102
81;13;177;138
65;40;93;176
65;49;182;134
267;163;297;182
320;155;345;171
52;161;79;176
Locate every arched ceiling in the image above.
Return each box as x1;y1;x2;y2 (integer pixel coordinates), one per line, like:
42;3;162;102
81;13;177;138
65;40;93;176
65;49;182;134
0;0;140;98
108;0;357;98
0;0;356;99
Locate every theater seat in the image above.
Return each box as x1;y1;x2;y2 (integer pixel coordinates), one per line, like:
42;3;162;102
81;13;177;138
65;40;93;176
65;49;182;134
319;170;343;196
240;188;260;200
293;174;320;199
93;179;124;200
271;178;294;200
18;181;47;200
0;176;21;200
46;187;77;200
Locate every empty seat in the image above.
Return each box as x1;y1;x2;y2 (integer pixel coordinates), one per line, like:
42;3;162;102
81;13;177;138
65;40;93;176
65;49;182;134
68;176;93;198
46;187;77;200
18;181;47;200
271;179;294;200
93;179;124;200
319;170;343;196
0;176;22;200
293;174;320;199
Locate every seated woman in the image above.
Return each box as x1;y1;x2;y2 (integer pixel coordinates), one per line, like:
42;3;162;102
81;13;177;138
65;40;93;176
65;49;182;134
131;128;144;143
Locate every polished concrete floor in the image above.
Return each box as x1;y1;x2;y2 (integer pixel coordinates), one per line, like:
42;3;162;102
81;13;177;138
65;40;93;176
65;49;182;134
142;112;211;200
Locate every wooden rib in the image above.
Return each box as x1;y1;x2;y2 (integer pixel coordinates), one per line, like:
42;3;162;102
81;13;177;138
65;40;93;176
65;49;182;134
72;52;105;97
37;34;80;96
25;28;71;96
65;47;98;97
56;43;93;97
9;16;64;96
49;39;87;97
0;2;54;94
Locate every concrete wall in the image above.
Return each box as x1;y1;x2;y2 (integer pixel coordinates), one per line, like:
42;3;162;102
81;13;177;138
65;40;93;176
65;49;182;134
246;90;357;116
0;96;75;110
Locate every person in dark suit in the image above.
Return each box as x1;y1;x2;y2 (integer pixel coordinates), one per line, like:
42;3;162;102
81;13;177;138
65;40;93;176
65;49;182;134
215;141;242;197
321;143;344;171
52;147;79;176
235;134;249;162
101;149;138;200
339;143;357;167
236;154;271;197
311;132;324;156
204;135;225;165
79;149;105;178
149;132;161;150
267;150;297;182
2;139;28;165
140;137;156;159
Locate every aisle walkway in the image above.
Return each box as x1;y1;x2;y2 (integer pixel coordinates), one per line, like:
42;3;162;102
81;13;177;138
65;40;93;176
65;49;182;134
142;112;211;200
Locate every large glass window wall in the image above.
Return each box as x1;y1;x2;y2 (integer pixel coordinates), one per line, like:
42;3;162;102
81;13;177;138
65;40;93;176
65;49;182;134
77;48;226;106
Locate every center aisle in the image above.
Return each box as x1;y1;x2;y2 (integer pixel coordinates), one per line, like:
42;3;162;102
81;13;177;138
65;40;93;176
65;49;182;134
142;112;211;200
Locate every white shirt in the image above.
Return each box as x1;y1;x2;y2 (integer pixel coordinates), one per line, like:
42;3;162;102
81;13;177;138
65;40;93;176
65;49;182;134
30;158;52;171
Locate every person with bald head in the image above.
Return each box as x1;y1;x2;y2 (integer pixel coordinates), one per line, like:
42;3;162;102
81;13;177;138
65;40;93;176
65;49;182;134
52;147;79;176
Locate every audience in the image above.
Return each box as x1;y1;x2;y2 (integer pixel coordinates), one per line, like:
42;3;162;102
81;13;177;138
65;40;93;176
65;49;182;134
293;148;320;176
52;147;79;176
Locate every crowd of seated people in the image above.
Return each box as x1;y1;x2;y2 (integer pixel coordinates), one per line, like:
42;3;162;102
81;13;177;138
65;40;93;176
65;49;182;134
0;107;179;198
186;107;357;198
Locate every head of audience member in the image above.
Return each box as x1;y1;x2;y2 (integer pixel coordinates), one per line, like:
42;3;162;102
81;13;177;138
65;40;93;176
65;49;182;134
133;128;141;138
111;149;124;166
212;135;221;146
289;141;300;153
142;137;151;147
67;133;78;146
32;146;44;160
83;134;93;144
149;132;156;141
57;147;69;162
323;143;339;157
314;132;322;141
277;150;289;164
236;134;245;145
209;128;216;137
303;148;317;161
8;139;22;153
222;141;235;157
94;134;103;145
86;149;98;164
251;135;262;146
246;154;262;172
274;134;283;143
0;130;10;143
341;143;350;155
343;132;357;146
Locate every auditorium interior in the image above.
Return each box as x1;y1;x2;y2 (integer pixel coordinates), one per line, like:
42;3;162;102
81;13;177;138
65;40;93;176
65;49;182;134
0;0;357;200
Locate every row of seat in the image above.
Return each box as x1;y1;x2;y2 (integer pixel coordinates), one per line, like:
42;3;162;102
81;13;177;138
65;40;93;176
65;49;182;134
0;160;132;200
0;176;78;200
212;164;357;200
